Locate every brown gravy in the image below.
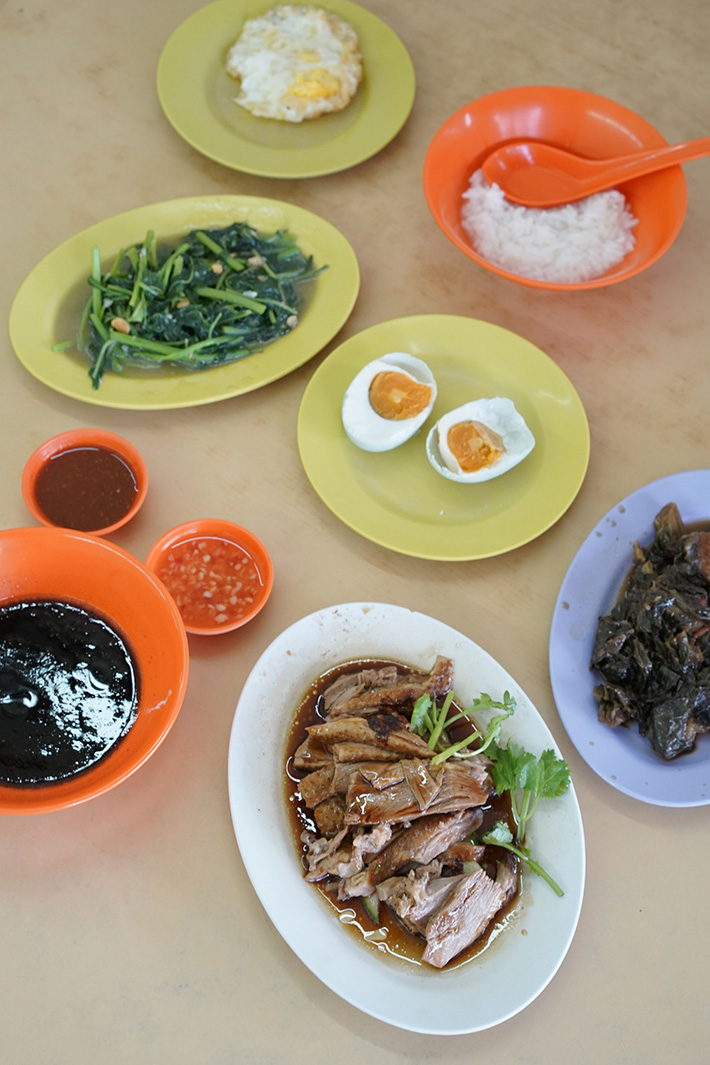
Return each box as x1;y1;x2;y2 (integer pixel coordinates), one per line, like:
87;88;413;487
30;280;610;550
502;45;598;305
35;446;138;531
284;658;520;971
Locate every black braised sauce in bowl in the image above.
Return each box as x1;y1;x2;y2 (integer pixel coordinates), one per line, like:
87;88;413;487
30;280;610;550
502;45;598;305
0;599;139;785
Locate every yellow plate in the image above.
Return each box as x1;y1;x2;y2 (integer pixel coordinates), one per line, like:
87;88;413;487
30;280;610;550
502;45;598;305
9;195;360;410
297;315;590;560
156;0;416;178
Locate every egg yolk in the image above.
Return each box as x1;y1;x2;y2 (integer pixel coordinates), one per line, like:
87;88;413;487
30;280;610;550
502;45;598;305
290;68;341;99
446;420;505;472
369;371;433;421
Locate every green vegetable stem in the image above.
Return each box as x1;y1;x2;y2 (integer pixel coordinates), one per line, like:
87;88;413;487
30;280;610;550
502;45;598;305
410;689;516;765
410;688;570;896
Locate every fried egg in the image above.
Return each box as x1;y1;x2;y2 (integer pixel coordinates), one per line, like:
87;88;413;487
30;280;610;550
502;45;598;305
426;398;535;483
342;353;437;452
225;5;363;123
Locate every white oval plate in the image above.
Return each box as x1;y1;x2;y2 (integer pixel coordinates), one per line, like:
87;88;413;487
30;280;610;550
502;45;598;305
549;469;710;807
228;602;585;1034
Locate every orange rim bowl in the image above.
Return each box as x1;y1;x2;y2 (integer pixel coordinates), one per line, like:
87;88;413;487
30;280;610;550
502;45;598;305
145;519;274;636
422;85;688;291
22;428;149;536
0;527;189;815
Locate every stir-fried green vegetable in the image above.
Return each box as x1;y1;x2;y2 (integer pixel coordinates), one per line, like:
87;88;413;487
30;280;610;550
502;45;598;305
58;222;325;388
411;688;570;895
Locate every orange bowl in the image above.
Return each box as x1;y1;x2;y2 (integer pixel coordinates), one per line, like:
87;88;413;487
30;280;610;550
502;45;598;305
423;86;688;290
0;527;189;815
145;519;274;636
22;428;148;536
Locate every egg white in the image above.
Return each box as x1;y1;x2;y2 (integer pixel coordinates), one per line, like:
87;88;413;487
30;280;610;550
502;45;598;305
225;5;363;123
426;397;535;483
342;352;437;453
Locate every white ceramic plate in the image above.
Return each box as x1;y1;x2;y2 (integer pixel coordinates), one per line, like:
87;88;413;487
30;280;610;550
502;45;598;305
549;470;710;807
228;602;585;1034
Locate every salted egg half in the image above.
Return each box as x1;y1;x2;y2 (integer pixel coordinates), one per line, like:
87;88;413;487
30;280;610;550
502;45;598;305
426;397;535;482
342;352;437;452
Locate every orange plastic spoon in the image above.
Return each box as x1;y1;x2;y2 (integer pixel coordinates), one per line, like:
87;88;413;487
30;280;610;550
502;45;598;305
481;137;710;206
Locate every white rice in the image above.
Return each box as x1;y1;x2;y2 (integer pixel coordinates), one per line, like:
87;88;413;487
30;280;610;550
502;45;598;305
461;168;638;283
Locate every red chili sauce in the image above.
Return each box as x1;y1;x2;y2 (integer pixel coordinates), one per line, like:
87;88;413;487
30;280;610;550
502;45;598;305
155;536;263;628
34;446;138;531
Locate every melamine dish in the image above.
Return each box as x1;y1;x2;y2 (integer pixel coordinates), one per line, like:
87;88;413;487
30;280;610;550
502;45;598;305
156;0;415;178
0;527;189;815
298;315;590;560
550;470;710;807
9;195;359;410
22;429;148;536
423;86;687;290
146;519;273;635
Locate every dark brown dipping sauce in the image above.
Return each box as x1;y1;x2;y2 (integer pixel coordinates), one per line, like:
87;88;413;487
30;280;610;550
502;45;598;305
285;659;520;971
34;446;139;531
0;599;139;786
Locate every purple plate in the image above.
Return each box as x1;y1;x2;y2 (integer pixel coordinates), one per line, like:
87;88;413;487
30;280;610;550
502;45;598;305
549;470;710;807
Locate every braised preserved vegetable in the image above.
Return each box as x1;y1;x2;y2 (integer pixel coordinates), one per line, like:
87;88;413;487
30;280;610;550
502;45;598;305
591;502;710;760
0;599;139;785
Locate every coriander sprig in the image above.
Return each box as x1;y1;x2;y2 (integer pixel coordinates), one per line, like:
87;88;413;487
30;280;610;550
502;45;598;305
410;688;570;896
410;689;515;765
481;742;571;896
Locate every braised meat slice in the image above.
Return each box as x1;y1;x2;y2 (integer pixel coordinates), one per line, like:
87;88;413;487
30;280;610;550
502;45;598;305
438;840;486;869
307;712;433;761
338;808;483;899
298;764;336;808
329;743;403;763
376;865;459;934
344;759;491;825
292;734;333;770
313;794;347;838
421;864;513;969
493;852;519;907
304;822;393;882
298;759;398;807
324;656;455;717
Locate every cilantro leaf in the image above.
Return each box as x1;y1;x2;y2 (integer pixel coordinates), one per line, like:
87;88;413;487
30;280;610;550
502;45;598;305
537;749;571;798
410;694;434;738
484;742;571;896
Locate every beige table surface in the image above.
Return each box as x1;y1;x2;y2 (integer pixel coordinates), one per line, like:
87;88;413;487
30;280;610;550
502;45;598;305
1;0;709;1061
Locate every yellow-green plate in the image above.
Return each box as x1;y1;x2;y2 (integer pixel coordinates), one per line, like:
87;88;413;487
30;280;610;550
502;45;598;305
156;0;416;178
9;195;360;410
297;315;590;560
